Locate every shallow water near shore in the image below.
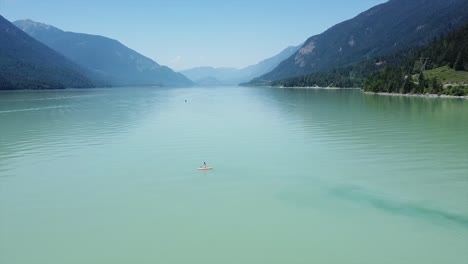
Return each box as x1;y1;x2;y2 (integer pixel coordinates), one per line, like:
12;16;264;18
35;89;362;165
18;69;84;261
1;86;467;264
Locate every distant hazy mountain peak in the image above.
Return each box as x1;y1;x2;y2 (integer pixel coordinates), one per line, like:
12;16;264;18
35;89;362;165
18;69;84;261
182;44;301;85
14;19;192;87
14;19;63;34
0;15;93;89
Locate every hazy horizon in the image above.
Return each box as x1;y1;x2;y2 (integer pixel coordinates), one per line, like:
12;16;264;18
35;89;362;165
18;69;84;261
0;0;387;70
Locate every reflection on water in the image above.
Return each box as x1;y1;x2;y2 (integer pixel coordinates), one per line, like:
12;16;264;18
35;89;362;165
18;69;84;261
1;87;467;264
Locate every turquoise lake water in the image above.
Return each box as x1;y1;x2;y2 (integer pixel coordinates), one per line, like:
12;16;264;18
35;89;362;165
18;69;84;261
1;86;467;263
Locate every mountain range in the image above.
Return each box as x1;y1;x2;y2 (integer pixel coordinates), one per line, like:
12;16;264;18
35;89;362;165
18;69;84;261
249;0;468;85
2;0;468;90
182;45;299;85
13;19;193;87
0;15;93;90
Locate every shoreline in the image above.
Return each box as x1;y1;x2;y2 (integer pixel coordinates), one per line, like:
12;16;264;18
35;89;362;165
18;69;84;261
269;85;468;99
274;86;360;90
364;91;468;99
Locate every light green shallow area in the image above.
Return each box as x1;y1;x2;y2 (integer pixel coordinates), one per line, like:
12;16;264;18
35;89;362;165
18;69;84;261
0;87;467;264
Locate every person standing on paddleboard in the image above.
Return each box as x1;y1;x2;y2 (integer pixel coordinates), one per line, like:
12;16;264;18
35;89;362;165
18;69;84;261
203;162;207;168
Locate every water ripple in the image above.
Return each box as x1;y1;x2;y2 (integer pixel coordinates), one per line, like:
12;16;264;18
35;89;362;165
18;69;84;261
0;105;71;114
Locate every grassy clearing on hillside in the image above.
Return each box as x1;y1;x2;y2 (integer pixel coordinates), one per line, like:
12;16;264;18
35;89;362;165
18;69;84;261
422;66;468;84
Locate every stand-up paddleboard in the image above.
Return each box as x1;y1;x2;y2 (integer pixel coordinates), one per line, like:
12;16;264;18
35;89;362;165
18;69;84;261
197;167;213;171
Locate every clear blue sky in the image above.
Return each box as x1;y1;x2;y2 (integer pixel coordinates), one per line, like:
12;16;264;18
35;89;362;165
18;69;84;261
1;0;387;70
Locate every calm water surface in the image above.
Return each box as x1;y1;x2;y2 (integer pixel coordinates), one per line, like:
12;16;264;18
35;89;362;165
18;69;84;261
1;87;467;263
